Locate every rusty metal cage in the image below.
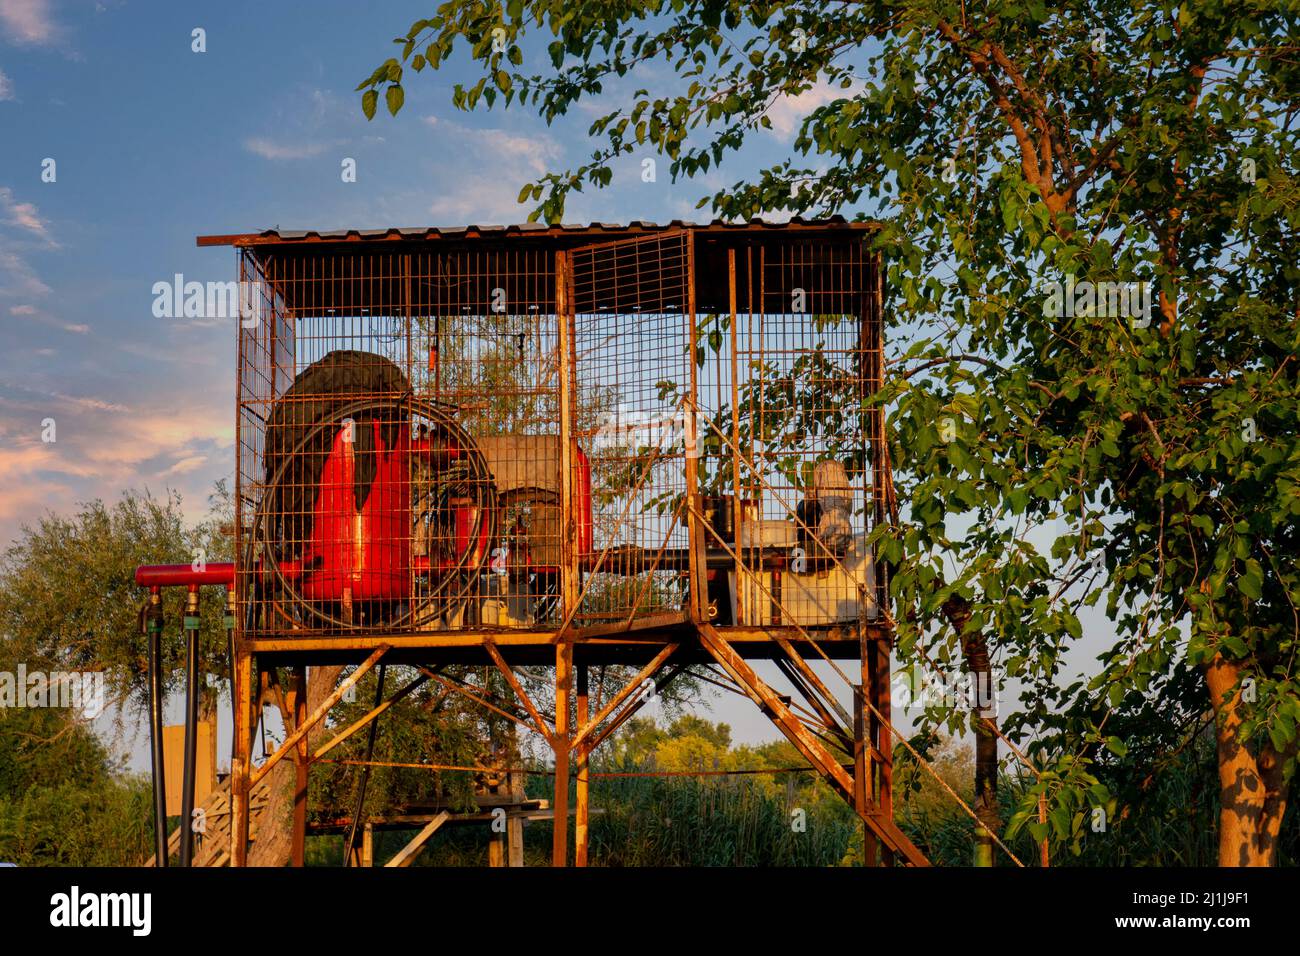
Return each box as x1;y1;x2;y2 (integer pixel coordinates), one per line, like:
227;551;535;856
230;220;886;643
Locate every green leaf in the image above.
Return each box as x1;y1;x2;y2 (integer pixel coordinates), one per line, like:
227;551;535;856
362;89;378;120
386;84;405;116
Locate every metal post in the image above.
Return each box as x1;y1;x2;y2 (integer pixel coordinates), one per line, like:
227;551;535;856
728;247;745;625
291;666;308;867
684;230;708;621
179;585;201;867
146;587;168;867
556;249;579;618
872;638;894;866
854;683;877;866
575;662;590;867
230;647;253;867
552;642;572;867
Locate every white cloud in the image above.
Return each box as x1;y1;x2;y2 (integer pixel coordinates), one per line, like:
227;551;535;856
419;117;566;222
48;391;128;413
427;178;534;224
425;117;563;177
243;136;333;161
0;386;234;541
765;81;858;140
0;0;57;45
0;66;14;100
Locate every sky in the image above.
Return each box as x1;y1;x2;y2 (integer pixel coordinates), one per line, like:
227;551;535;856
0;0;848;547
0;0;870;758
0;1;1118;769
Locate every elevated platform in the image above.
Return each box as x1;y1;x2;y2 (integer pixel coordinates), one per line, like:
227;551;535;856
244;620;891;667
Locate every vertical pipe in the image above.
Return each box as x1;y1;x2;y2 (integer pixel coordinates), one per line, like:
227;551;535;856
146;587;168;867
575;662;590;867
344;663;387;865
179;585;201;867
1039;793;1050;866
552;642;572;867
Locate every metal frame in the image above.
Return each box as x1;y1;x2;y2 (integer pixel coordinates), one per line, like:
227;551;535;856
159;219;927;867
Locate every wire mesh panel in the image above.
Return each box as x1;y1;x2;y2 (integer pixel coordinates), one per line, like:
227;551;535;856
231;224;881;640
569;231;694;624
691;236;880;630
235;246;566;637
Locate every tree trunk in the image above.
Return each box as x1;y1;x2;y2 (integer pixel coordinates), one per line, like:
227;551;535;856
1204;652;1291;866
943;595;1000;866
248;664;344;867
199;686;219;783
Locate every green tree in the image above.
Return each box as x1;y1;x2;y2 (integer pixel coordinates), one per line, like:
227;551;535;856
0;488;231;761
361;0;1300;865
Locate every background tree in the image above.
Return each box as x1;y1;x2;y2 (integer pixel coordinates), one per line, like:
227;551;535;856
361;0;1300;865
0;489;232;790
0;488;231;864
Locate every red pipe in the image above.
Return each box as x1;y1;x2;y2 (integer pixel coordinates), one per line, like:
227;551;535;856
135;563;235;588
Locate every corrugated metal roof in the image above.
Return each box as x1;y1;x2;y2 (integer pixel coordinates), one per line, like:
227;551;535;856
196;216;877;248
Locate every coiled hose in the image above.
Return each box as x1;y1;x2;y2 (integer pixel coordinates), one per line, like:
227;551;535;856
248;395;498;631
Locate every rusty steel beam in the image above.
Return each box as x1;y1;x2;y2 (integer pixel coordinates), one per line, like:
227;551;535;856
697;623;928;866
230;648;254;867
249;645;389;789
413;665;542;733
577;663;688;760
570;643;678;753
772;654;853;746
312;671;432;762
485;642;554;744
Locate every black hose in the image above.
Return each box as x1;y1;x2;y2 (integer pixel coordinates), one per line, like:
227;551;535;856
145;598;168;867
342;663;387;865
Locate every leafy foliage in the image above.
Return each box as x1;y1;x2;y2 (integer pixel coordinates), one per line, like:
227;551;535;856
364;0;1300;859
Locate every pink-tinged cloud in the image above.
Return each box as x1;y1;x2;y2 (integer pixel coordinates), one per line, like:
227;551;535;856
0;187;53;243
0;247;50;297
0;0;56;45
